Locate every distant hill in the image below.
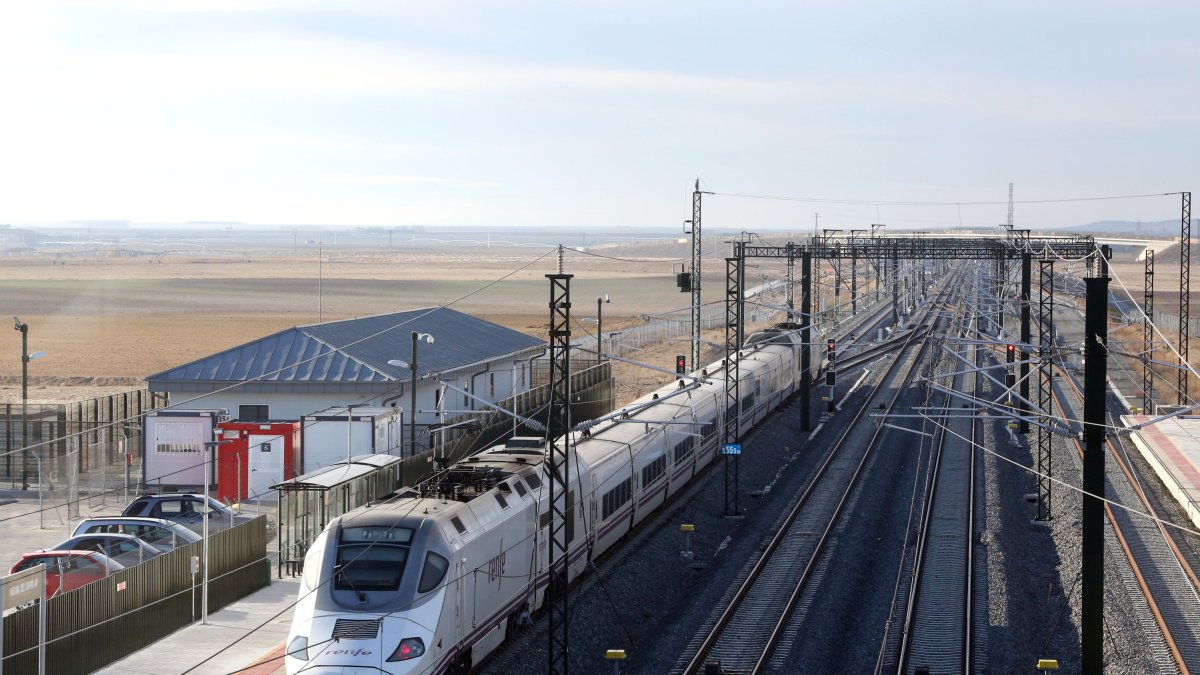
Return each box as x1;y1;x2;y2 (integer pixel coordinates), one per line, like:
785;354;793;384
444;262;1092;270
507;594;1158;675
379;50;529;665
1061;219;1182;237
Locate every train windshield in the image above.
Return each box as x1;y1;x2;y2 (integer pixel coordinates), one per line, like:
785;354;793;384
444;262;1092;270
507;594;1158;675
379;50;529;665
334;526;414;592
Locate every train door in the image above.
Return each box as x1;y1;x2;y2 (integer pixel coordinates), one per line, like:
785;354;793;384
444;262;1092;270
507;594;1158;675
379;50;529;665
455;557;467;643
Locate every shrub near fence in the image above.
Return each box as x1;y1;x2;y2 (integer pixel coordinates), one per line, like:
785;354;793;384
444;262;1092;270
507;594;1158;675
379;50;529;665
2;516;269;675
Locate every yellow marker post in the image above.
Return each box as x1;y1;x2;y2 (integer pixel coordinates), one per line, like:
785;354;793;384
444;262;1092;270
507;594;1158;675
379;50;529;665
680;524;694;561
606;649;626;675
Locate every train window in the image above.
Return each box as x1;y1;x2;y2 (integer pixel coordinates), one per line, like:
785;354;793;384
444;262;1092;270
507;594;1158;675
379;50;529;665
335;544;407;592
450;517;467;535
601;478;632;520
525;473;542;490
417;552;449;593
495;493;509;510
673;440;693;462
513;481;528;497
301;532;328;590
641;456;667;485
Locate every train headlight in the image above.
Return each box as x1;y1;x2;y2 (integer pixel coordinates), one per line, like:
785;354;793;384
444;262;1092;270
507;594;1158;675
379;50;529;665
386;637;426;662
287;635;309;661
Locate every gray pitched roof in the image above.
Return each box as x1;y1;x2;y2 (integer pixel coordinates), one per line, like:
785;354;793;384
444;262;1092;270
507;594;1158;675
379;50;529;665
146;308;545;385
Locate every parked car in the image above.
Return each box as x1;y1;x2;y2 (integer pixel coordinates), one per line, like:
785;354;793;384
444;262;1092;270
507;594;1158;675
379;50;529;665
10;551;124;597
71;517;202;553
47;533;162;568
121;494;254;534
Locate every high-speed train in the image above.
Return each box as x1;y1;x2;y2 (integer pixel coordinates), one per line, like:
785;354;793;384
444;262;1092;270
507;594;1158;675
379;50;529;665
285;325;809;674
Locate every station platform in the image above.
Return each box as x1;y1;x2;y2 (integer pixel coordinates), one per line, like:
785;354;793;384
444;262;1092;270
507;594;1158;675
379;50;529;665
0;491;291;673
93;576;296;675
1123;415;1200;530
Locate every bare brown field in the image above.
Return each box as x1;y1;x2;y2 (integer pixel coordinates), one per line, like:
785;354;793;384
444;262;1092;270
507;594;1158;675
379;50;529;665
0;248;742;405
24;244;1168;407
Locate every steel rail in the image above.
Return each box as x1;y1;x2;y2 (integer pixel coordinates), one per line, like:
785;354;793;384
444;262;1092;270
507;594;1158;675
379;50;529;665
893;309;978;674
1052;365;1195;674
679;267;963;675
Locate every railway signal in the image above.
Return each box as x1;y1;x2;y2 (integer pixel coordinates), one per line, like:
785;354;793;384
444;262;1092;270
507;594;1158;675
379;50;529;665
1006;344;1017;388
825;341;837;412
676;354;687;374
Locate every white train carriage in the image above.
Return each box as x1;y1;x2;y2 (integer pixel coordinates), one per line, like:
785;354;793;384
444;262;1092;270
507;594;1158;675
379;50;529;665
286;325;807;674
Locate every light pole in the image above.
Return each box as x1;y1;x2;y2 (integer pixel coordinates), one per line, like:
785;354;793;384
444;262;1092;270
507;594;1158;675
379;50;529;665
389;331;434;459
344;403;363;463
201;439;231;625
14;317;46;497
597;294;610;360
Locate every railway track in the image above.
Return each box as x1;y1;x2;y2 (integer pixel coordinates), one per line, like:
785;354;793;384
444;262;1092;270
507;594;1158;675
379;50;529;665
674;271;963;675
1052;363;1200;673
891;309;980;674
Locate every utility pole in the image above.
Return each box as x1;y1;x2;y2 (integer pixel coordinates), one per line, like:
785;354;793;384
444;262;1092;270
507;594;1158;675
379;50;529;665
545;272;572;675
800;248;812;431
690;180;710;372
1019;252;1031;433
1144;250;1155;411
1179;192;1191;405
1081;272;1109;673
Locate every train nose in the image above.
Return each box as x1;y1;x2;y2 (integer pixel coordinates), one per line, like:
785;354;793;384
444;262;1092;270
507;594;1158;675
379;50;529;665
288;615;433;675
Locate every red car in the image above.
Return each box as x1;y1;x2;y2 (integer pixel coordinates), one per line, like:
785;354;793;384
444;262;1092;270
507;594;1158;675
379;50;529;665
9;550;124;598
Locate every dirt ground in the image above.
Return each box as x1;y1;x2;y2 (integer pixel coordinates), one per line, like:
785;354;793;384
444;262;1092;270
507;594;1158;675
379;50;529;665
0;245;775;406
6;241;1173;407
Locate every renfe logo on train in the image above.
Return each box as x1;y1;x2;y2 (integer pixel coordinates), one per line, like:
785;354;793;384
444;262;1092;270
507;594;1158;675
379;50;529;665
486;550;507;584
327;649;373;657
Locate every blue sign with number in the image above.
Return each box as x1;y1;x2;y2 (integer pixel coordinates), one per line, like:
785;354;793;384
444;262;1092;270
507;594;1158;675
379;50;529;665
721;443;742;455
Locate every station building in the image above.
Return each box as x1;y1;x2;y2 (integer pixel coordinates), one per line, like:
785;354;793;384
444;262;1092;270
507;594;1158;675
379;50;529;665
145;308;546;456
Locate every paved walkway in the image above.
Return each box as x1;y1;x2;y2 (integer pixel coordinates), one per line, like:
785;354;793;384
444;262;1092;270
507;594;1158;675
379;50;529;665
0;489;291;674
94;576;296;675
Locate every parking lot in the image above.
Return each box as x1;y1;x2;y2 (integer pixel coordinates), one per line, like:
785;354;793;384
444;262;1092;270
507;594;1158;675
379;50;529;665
0;488;278;587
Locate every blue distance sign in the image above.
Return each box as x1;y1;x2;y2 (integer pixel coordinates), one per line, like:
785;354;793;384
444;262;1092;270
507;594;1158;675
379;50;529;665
721;443;742;455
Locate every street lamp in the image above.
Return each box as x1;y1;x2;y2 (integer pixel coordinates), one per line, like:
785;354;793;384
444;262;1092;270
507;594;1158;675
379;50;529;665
14;317;47;502
343;403;365;463
596;294;610;360
201;439;231;625
388;331;434;459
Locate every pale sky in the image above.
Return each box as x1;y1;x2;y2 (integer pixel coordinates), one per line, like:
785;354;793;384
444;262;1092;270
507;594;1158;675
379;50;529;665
1;1;1196;230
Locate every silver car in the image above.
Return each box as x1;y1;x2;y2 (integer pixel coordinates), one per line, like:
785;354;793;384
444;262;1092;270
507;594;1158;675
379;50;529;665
71;516;202;553
48;533;163;567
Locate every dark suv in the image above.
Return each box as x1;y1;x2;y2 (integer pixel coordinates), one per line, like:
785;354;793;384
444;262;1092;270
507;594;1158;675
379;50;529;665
121;494;251;533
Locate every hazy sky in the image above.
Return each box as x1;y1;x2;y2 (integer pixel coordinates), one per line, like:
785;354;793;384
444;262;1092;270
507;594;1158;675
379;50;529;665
1;1;1196;230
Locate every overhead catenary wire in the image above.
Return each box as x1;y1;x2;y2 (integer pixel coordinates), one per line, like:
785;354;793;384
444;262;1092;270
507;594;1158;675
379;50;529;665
710;190;1179;208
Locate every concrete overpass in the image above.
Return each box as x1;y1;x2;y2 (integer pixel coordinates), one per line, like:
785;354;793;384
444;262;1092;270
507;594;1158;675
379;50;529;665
1094;237;1176;262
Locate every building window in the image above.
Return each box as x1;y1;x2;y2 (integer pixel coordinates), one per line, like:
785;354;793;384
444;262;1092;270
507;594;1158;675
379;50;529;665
489;373;495;399
239;404;269;421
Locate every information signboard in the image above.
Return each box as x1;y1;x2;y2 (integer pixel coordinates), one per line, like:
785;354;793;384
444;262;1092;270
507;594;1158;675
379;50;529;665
3;564;44;612
721;443;742;455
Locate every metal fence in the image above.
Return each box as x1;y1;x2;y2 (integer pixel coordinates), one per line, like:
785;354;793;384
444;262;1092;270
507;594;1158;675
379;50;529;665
0;389;155;490
2;516;269;675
